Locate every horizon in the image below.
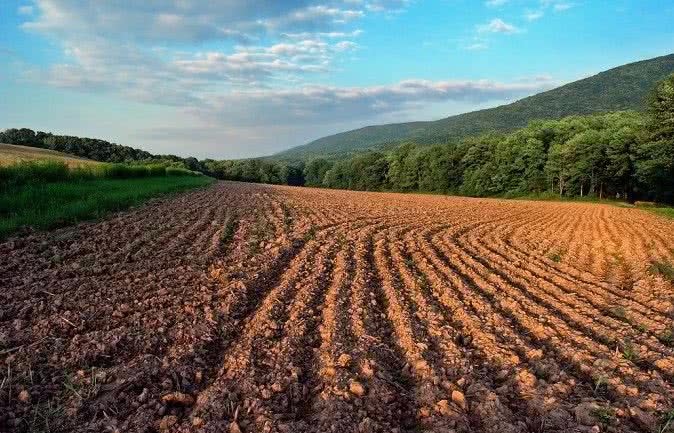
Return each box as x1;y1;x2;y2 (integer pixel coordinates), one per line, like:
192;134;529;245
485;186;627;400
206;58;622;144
1;1;674;159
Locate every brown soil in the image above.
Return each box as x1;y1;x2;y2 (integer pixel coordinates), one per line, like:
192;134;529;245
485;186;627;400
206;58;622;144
1;182;673;433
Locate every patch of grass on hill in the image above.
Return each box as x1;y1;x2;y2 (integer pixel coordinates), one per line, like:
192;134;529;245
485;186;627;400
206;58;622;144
1;160;199;189
0;161;214;239
0;142;99;167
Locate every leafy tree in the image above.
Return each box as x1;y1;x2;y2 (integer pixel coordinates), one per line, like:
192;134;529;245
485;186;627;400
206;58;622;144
460;135;500;196
281;163;305;186
323;160;351;189
349;152;388;191
304;159;333;186
387;143;419;191
636;73;674;201
416;144;463;193
0;128;41;147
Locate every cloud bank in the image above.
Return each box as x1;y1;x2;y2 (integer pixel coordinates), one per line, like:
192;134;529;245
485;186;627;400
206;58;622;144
18;0;560;157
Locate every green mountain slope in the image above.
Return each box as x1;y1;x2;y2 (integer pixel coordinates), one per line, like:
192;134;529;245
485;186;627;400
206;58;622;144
274;53;674;160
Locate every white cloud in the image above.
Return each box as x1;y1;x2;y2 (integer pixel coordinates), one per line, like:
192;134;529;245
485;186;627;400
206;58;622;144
122;75;559;158
193;78;559;126
17;0;560;157
553;3;574;12
334;41;359;51
524;10;544;21
540;0;576;13
282;29;364;39
523;1;575;22
485;0;509;7
22;1;373;90
364;0;410;13
22;1;378;43
477;18;521;34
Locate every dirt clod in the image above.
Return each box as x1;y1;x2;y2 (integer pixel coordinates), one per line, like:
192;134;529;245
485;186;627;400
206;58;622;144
159;415;178;430
451;390;466;410
18;390;30;403
337;353;352;368
161;391;194;406
349;380;366;397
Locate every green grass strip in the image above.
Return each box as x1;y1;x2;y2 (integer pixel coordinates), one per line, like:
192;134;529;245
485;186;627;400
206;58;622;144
0;176;214;239
646;207;674;220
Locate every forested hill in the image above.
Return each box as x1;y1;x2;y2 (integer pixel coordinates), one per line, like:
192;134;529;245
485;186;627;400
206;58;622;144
0;128;205;172
274;53;674;160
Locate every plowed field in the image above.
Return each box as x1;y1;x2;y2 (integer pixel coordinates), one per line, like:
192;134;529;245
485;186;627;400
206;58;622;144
2;182;674;433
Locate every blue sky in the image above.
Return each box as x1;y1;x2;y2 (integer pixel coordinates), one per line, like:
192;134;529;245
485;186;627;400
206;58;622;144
1;1;673;159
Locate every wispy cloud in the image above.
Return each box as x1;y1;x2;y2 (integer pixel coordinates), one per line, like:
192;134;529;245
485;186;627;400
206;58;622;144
477;18;521;34
194;78;560;126
524;10;544;21
15;0;565;157
523;1;575;23
553;3;574;12
464;42;489;50
540;0;576;13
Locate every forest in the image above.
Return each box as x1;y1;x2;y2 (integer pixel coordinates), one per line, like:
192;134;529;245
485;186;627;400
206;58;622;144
2;73;673;203
0;128;205;172
212;73;674;204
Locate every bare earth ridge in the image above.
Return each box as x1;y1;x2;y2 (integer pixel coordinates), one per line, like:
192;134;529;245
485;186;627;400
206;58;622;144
1;181;673;433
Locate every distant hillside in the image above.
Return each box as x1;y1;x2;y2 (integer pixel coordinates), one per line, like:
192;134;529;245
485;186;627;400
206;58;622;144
274;53;674;160
0;128;206;172
0;143;100;167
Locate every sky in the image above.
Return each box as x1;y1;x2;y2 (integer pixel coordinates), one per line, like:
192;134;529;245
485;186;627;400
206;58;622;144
1;1;673;159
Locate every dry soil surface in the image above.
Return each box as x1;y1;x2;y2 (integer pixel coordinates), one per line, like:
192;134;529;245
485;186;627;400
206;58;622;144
1;181;674;433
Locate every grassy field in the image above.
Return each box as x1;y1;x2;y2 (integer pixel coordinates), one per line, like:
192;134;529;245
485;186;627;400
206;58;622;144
0;175;214;239
646;206;674;220
0;143;99;167
0;158;213;239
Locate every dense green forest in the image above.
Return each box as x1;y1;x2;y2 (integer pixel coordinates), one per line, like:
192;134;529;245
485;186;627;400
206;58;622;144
202;158;305;186
214;73;674;204
3;73;673;204
0;128;205;172
275;53;674;160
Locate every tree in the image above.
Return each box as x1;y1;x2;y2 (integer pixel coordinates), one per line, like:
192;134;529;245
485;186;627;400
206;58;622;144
636;74;674;202
0;128;202;172
459;135;500;196
386;143;418;191
0;128;40;147
259;161;282;184
323;160;351;189
605;112;644;200
281;164;305;186
304;159;333;186
349;152;388;191
416;145;463;193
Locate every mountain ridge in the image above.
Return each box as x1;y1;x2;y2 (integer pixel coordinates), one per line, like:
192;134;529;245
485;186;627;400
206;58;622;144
273;53;674;160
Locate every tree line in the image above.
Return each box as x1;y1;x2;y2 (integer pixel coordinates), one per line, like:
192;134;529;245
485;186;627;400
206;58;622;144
202;158;305;186
220;73;674;204
3;73;672;203
0;128;206;172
